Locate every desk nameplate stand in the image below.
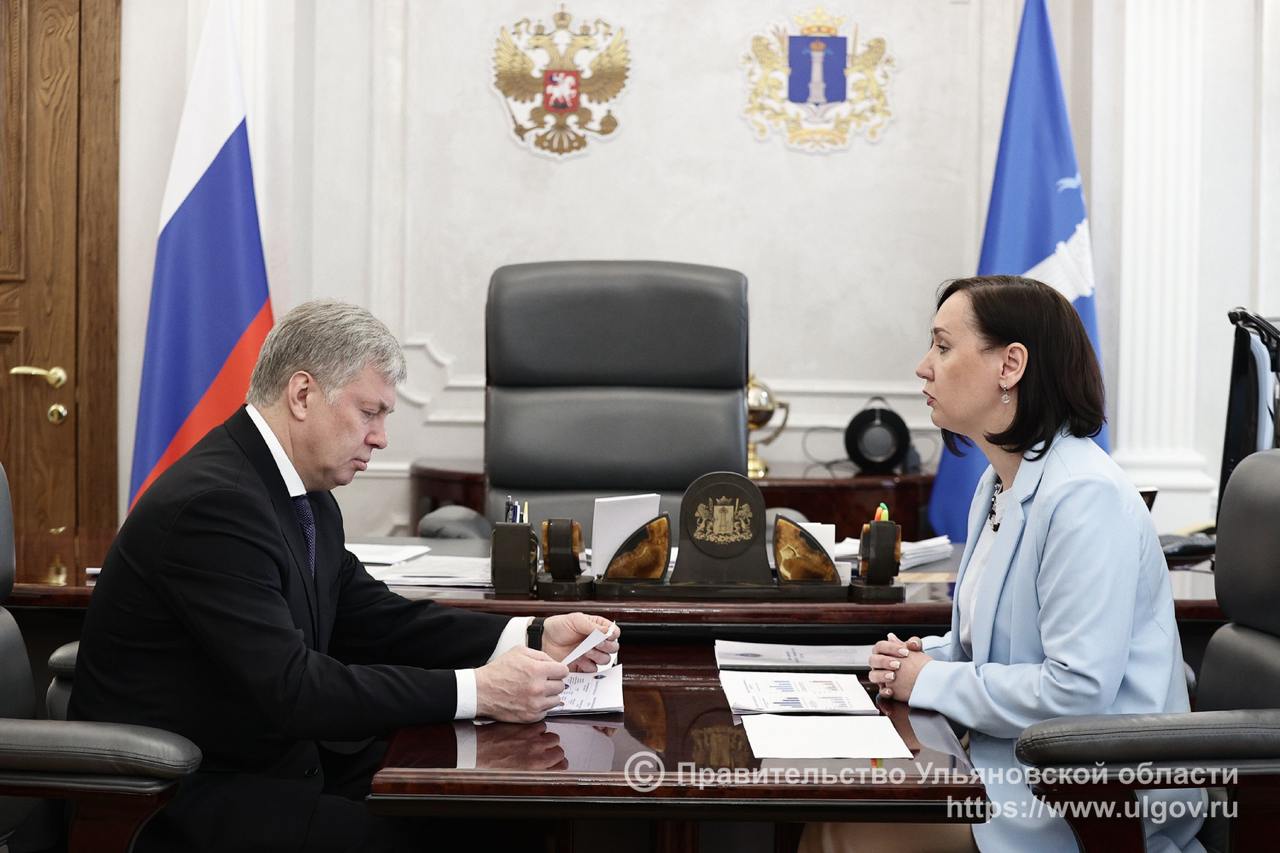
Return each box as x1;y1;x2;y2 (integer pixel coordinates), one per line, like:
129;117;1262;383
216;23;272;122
491;522;538;596
850;518;905;602
597;472;846;601
535;518;594;600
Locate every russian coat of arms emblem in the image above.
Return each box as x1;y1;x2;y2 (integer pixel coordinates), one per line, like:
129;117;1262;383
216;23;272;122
493;7;630;157
742;7;894;152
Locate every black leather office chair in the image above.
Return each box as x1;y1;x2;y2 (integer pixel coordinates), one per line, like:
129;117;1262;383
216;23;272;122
0;464;201;853
420;260;764;542
1014;449;1280;852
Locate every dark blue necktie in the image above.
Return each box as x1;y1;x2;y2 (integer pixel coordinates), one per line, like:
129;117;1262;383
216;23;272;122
291;495;316;577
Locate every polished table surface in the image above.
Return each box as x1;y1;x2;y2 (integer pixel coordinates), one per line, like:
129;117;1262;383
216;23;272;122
369;643;987;826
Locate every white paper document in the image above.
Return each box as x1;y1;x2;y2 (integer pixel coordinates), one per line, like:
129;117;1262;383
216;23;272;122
369;555;492;587
719;671;877;715
714;640;873;673
548;666;625;716
589;493;661;576
347;542;431;566
742;714;913;759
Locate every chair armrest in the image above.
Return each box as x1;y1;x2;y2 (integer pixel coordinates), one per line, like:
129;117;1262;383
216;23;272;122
417;505;493;539
48;640;78;676
0;719;201;779
1016;710;1280;779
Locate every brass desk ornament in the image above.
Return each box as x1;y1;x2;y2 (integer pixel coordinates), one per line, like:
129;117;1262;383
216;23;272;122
746;375;790;479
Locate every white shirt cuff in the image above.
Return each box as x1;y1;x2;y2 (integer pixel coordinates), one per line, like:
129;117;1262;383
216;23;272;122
454;617;534;720
453;722;477;768
490;616;535;662
453;668;477;720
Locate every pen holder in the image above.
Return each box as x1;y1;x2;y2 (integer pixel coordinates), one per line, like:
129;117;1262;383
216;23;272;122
491;522;538;596
536;518;594;600
850;520;904;603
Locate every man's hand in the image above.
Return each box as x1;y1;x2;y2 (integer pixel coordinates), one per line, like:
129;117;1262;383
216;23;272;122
474;646;569;722
475;722;567;770
540;613;620;671
868;632;931;704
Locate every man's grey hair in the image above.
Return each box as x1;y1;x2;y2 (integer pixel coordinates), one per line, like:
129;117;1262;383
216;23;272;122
246;300;407;407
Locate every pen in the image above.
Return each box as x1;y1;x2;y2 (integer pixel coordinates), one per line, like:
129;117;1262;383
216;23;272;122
522;501;529;524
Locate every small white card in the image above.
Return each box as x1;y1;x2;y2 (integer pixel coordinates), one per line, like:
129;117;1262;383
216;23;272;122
798;523;837;562
742;714;913;759
590;494;661;576
548;666;624;716
559;626;616;667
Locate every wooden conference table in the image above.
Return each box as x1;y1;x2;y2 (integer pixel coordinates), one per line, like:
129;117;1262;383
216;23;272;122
362;543;1219;851
369;643;986;853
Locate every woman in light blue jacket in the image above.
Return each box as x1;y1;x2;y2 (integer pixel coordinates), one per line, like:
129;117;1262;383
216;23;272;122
866;276;1204;852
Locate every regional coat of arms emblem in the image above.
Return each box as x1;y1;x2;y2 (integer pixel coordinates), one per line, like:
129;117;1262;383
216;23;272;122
493;7;630;157
742;8;894;152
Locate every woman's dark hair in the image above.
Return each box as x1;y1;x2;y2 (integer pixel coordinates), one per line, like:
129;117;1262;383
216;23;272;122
937;275;1105;459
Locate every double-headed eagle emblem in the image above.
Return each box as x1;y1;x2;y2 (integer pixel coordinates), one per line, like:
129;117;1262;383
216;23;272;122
742;7;894;152
493;8;630;157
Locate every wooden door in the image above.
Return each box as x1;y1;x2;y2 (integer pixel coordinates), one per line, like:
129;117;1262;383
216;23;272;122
0;0;118;585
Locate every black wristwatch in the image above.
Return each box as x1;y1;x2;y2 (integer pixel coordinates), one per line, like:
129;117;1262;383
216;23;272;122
526;617;546;651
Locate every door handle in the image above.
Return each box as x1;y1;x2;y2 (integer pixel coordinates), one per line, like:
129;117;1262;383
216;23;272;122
9;365;68;388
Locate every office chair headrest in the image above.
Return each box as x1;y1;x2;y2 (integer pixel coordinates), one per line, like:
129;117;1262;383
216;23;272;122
1215;449;1280;636
487;260;748;389
0;464;13;601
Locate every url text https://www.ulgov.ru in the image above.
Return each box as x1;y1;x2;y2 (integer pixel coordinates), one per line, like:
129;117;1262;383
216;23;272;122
948;793;1235;824
625;751;1238;825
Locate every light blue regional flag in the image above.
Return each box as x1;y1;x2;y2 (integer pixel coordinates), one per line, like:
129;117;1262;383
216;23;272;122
927;0;1109;542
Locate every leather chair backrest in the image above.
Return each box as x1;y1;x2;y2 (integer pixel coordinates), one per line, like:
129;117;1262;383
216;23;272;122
0;463;35;721
1197;450;1280;710
0;463;41;843
0;461;13;603
485;261;748;538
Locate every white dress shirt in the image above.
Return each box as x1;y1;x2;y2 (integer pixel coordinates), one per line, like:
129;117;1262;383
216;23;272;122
956;486;1010;657
243;404;530;720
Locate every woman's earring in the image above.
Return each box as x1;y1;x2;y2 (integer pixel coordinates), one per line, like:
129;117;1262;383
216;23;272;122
1000;384;1011;405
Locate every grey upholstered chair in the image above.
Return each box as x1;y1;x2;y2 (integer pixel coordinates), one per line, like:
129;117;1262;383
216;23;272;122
1014;449;1280;852
421;260;755;542
0;464;201;853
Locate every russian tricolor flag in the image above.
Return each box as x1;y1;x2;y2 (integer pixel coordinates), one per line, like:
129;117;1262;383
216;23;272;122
129;0;272;508
927;0;1108;541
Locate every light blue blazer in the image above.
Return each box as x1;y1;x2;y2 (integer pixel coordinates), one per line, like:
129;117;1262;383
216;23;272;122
910;432;1205;852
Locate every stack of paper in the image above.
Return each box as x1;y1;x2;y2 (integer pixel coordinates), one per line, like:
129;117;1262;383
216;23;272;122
742;714;913;759
719;671;877;715
714;640;872;673
832;535;953;569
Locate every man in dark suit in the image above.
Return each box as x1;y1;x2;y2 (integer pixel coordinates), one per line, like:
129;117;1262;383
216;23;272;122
73;300;618;852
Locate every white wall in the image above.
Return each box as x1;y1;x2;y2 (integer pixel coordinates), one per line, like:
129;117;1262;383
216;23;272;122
118;0;1278;536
